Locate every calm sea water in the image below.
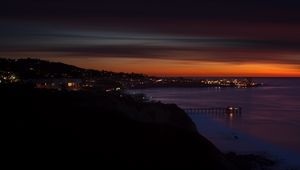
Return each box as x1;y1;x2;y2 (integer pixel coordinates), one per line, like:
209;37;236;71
129;78;300;154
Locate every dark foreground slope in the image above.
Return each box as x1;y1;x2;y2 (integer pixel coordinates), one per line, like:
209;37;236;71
5;86;235;169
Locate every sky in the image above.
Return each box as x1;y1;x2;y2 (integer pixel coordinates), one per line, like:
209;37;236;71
1;0;300;76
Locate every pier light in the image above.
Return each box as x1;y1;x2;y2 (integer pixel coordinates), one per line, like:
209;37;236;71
67;82;73;87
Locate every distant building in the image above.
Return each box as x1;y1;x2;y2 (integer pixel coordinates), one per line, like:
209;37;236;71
25;78;82;90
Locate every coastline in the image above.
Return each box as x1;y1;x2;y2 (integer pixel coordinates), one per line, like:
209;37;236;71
188;113;300;170
5;83;300;169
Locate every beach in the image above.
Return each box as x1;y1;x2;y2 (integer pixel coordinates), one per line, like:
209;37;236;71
188;112;300;169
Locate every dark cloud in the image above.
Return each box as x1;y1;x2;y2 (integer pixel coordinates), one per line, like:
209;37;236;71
2;30;300;65
1;0;300;69
2;0;300;24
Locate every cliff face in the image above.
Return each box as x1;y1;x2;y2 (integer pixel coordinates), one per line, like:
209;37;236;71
137;102;197;130
111;96;197;131
5;86;236;169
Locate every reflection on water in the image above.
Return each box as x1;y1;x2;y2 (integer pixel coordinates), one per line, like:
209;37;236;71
186;109;242;129
128;78;300;154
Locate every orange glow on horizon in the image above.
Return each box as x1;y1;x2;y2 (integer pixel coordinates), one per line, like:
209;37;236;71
41;57;300;77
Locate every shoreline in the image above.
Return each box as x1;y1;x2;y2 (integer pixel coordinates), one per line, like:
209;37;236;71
188;113;300;170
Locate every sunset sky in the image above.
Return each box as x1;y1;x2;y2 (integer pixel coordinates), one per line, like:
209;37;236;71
1;0;300;76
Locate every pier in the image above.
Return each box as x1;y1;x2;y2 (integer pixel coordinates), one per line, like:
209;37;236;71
184;106;242;115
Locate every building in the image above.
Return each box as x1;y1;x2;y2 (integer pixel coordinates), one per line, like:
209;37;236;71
25;78;82;90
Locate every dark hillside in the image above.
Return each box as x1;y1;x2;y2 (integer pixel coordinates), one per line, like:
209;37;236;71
4;86;235;169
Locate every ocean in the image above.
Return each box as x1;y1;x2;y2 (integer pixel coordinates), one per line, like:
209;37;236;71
128;78;300;167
